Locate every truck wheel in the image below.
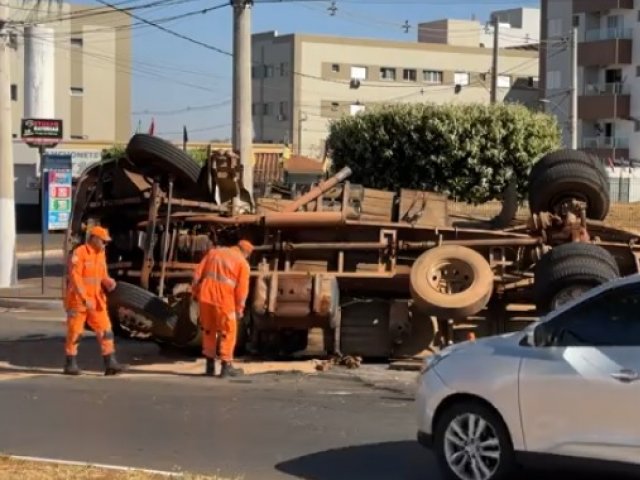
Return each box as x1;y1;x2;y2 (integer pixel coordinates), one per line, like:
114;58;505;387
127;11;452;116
106;281;178;342
528;162;610;220
410;246;494;320
126;134;201;185
530;149;608;187
534;243;620;313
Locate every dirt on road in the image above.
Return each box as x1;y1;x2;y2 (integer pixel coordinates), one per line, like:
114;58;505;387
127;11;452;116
0;457;236;480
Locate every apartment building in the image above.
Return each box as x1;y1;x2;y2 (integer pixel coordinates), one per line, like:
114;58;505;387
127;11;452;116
7;0;132;142
419;7;540;49
252;22;540;157
540;0;637;166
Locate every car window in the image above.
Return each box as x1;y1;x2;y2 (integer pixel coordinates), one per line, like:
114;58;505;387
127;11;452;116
546;283;640;347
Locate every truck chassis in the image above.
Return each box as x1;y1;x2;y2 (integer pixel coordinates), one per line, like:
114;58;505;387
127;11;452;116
63;135;640;359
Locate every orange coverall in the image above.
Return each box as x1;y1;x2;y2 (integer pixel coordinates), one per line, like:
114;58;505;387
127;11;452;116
64;244;115;356
192;246;250;362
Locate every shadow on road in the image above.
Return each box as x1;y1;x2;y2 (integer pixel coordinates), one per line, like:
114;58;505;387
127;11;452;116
276;441;639;480
0;332;201;377
276;441;437;480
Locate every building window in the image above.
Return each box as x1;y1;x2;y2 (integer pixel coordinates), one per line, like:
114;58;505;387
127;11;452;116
572;15;580;27
279;62;289;76
546;70;561;90
331;102;339;111
380;67;396;81
70;87;84;96
279;101;288;117
252;103;258;116
403;69;417;82
497;75;511;88
423;70;443;84
332;64;340;73
350;66;367;80
350;103;365;115
262;102;272;115
10;84;17;101
70;37;83;47
454;72;470;86
636;65;640;77
263;65;274;78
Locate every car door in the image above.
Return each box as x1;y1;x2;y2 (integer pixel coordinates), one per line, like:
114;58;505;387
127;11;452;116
519;282;640;464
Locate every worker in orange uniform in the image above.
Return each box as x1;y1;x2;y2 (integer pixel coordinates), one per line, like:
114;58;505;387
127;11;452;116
63;226;128;376
192;239;253;378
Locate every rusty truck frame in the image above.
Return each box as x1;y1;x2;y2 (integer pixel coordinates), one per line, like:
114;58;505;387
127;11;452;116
63;134;640;359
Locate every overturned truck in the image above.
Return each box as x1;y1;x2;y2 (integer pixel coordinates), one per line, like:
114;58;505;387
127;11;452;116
64;135;640;358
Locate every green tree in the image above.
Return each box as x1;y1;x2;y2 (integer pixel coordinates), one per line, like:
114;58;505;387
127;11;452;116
326;103;561;203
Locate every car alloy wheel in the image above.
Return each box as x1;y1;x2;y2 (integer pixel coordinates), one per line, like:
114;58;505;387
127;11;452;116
443;413;501;480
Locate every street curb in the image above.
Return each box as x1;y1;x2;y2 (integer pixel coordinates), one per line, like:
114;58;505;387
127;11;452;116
4;455;183;477
16;249;64;260
0;297;62;311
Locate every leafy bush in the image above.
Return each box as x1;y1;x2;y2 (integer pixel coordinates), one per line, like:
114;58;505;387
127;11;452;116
326;103;562;203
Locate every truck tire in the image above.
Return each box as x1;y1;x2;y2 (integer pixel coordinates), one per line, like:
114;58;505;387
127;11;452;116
410;245;494;320
534;244;620;313
530;149;608;187
106;281;177;341
528;162;610;220
126;134;201;185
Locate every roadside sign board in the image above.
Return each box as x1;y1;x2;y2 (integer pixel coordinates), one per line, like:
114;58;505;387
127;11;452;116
43;153;72;231
21;118;63;146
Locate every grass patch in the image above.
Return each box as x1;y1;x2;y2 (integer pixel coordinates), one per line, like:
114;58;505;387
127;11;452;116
0;456;238;480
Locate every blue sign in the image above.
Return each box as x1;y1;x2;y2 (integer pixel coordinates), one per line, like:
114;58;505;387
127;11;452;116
42;153;73;231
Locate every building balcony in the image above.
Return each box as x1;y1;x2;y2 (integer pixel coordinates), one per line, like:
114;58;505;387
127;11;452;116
583;82;629;96
584;27;633;42
573;0;634;14
582;136;630;149
578;94;630;120
578;38;632;67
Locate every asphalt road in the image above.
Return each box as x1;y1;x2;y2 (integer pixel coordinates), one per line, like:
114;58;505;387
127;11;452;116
0;315;637;480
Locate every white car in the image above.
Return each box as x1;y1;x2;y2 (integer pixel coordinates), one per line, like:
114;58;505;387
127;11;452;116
416;274;640;480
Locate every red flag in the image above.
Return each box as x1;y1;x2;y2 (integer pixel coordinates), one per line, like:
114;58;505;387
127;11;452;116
148;118;155;136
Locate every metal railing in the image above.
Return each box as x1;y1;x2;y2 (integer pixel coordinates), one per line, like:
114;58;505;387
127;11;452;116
582;136;630;149
583;82;629;95
584;27;633;42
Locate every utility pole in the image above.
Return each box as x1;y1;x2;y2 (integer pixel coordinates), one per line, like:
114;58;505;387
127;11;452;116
232;0;253;205
569;25;578;150
0;5;17;288
490;14;499;104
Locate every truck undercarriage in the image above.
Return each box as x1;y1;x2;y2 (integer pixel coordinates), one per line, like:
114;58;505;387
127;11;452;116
64;135;640;359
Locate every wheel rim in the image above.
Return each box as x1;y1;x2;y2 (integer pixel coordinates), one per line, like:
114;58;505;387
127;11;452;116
443;413;501;480
115;306;153;339
551;285;591;310
427;259;474;295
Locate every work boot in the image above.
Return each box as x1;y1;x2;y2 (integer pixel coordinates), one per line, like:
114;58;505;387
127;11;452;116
103;353;129;376
219;361;244;378
63;355;81;376
205;357;216;377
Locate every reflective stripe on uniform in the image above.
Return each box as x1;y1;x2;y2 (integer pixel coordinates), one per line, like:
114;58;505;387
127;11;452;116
205;271;236;287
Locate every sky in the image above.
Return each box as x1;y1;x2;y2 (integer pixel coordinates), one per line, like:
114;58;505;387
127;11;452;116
81;0;540;141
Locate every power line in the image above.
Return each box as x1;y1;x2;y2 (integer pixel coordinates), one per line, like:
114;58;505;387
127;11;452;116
133;99;232;115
